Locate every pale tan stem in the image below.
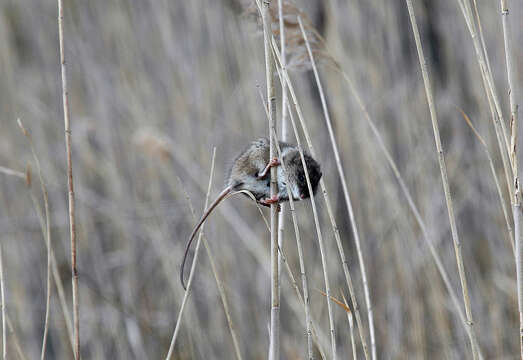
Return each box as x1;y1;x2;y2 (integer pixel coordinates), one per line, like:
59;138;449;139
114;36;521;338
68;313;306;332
178;180;243;360
6;314;27;360
259;86;324;360
260;1;280;359
0;166;24;179
298;16;376;360
17;119;53;360
165;148;217;360
57;0;79;358
455;0;513;186
339;67;482;355
341;292;357;360
405;0;481;358
168;137;329;354
273;37;361;360
499;0;521;354
0;244;5;360
460;109;515;254
28;188;74;353
276;1;287;345
271;127;314;359
470;0;513;200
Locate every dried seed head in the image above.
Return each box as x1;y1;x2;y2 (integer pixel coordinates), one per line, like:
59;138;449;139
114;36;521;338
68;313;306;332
25;164;32;188
239;0;335;71
17;118;28;137
132;128;172;161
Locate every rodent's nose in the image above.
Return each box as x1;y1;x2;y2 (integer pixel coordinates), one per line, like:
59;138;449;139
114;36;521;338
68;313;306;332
300;193;305;199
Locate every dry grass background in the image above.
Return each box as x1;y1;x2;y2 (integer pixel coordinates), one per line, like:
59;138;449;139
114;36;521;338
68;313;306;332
0;0;522;358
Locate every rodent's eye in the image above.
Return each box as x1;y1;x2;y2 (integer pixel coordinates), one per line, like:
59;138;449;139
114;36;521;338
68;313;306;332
298;174;304;182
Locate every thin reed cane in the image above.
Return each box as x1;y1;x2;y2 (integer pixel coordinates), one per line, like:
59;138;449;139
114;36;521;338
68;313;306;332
298;17;376;360
260;1;280;359
0;244;5;360
272;37;363;360
499;0;522;354
276;0;288;329
17;120;53;360
165;148;216;360
286;104;337;359
0;164;73;352
259;87;322;359
459;109;515;254
271;128;314;359
6;315;27;360
341;292;357;360
455;0;513;199
337;66;482;355
56;1;79;358
0;166;24;178
405;1;481;357
27;181;74;353
177;179;243;360
264;54;339;357
167;136;328;355
455;0;510;158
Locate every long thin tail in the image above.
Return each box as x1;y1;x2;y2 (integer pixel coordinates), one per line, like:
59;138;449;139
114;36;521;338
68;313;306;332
180;185;233;290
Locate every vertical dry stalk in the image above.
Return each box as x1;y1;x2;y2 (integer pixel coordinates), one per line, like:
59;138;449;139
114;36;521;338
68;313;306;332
202;234;243;359
165;148;217;360
499;0;521;354
259;88;321;359
51;253;74;352
456;0;513;199
341;292;357;360
338;67;482;353
178;178;243;360
57;0;79;358
40;183;51;360
286;103;337;360
516;206;523;357
270;127;314;359
405;1;480;358
168;135;326;355
265;60;338;357
276;0;287;321
0;244;5;360
261;1;280;359
26;175;74;352
297;17;376;360
17;119;53;360
6;315;26;360
457;0;511;158
272;38;359;360
460;109;514;254
277;0;288;141
5;163;74;352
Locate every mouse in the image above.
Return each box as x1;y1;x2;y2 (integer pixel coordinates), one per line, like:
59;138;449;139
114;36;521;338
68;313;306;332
180;137;322;290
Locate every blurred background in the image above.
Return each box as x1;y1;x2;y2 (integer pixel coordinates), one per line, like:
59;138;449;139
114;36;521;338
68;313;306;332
0;0;522;358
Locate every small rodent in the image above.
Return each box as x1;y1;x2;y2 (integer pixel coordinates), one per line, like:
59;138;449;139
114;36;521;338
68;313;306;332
180;137;322;290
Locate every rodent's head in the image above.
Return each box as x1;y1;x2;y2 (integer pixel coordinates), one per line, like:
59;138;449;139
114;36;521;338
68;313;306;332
285;151;322;200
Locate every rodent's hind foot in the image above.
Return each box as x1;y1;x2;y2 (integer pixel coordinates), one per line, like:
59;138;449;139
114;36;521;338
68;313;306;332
257;158;282;179
258;196;281;212
268;157;281;167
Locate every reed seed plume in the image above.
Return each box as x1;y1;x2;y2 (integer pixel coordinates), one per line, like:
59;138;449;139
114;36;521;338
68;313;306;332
243;0;335;71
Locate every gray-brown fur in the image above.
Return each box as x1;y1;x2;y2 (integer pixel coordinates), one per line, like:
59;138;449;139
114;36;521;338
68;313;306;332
227;138;292;200
180;138;321;290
